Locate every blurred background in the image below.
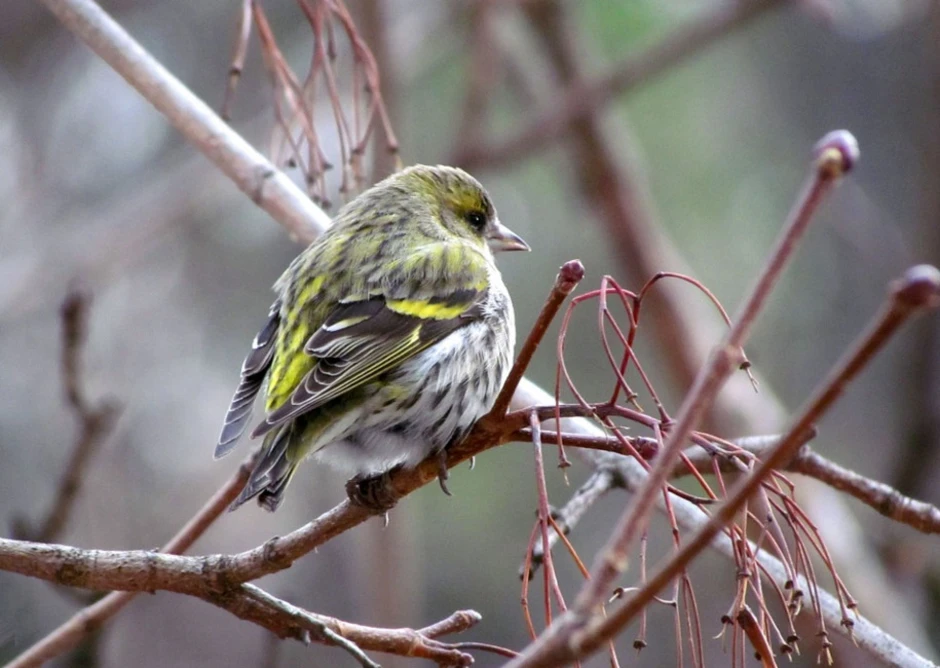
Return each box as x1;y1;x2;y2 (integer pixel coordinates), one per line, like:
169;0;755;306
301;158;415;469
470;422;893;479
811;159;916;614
2;0;939;666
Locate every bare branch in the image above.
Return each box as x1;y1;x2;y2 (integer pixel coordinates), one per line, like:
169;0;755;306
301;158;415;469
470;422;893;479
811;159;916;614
795;447;940;533
6;453;257;668
553;130;858;645
680;436;940;534
13;290;118;544
35;0;330;244
1;521;484;667
457;0;788;169
240;584;481;667
488;259;584;418
524;468;619;575
508;264;939;667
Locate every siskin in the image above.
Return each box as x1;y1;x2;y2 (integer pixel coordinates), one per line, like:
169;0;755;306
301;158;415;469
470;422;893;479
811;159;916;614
216;165;529;511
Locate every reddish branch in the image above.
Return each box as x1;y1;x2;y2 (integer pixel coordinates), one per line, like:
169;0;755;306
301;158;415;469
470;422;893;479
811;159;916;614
573;130;856;631
24;2;940;668
457;0;787;170
488;259;584;418
223;0;399;202
507;264;939;667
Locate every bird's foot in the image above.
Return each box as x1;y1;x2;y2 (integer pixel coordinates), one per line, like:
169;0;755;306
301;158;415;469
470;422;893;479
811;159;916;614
345;469;400;512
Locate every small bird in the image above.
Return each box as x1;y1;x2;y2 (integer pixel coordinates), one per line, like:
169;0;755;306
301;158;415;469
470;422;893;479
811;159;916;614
216;165;529;511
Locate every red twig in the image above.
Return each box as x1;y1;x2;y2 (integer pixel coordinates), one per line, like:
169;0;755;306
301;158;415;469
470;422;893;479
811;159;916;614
488;260;584;419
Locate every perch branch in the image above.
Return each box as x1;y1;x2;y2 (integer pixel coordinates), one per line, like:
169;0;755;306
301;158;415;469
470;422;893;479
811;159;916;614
25;2;936;668
6;453;257;668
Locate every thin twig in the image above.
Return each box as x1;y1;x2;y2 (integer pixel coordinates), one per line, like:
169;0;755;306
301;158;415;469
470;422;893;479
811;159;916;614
488;260;584;418
529;264;939;666
528;412;567;625
13;290;118;544
505;131;860;667
221;0;253;121
525;468;618;573
680;438;940;534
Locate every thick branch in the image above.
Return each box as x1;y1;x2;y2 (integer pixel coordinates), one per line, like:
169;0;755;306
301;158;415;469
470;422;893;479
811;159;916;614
36;0;330;244
6;454;257;668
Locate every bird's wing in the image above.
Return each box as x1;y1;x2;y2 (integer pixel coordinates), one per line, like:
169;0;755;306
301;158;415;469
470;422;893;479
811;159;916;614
252;245;491;437
215;300;281;457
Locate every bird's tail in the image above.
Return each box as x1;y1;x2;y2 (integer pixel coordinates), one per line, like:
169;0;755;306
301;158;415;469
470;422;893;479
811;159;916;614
230;425;299;512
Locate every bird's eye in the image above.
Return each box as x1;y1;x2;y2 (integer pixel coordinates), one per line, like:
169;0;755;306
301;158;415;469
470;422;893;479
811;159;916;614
466;211;487;230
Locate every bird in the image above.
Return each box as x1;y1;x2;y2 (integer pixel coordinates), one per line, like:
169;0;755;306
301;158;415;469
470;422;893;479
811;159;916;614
215;164;529;512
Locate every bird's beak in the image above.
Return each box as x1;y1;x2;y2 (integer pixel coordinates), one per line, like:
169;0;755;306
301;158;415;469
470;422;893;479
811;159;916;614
487;220;530;252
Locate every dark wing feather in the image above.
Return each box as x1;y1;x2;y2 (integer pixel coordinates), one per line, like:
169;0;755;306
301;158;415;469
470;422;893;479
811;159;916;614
215;301;281;458
252;292;484;437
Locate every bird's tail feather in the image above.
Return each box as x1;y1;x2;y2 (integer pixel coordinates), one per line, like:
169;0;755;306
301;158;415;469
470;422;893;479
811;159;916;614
230;426;297;512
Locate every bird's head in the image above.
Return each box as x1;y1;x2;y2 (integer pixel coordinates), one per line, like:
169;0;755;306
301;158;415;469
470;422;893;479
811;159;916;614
399;165;530;254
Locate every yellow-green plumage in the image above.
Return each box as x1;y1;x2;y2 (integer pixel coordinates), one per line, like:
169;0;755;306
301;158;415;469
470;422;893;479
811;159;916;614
216;165;528;511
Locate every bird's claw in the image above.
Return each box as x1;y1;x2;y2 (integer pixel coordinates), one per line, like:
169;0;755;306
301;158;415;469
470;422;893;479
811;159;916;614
345;470;399;512
437;449;452;497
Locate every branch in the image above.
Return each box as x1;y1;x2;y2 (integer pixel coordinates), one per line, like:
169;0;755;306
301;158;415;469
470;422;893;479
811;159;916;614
6;450;486;667
508;264;940;667
525;430;940;573
1;254;595;598
488;259;584;418
13;290;118;544
511;0;934;656
35;0;330;245
793;446;940;534
6;453;256;668
0;418;526;666
26;2;937;668
235;584;483;667
676;434;940;534
557;129;857;636
456;0;788;169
